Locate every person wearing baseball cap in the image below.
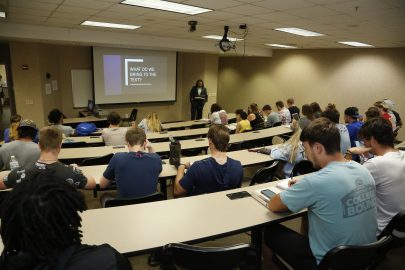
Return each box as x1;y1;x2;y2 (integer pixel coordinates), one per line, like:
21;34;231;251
0;119;40;170
344;107;363;149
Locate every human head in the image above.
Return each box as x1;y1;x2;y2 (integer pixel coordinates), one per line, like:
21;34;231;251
249;103;259;114
262;105;271;116
195;79;204;88
300;118;341;168
310;102;322;114
107;112;121;125
286;98;294;107
10;114;22;124
0;172;87;262
301;104;313;119
321;107;340;124
210;103;222;114
207;124;230;152
365;107;380;121
147;112;161;132
275;101;284;110
344;107;359;123
235;109;243;121
240;111;248;120
383;99;395;112
125;127;146;146
374;101;388;113
48;109;64;125
39;126;63;152
17;119;38;140
358;117;394;148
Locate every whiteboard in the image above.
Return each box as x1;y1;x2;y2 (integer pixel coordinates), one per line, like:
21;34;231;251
71;69;93;108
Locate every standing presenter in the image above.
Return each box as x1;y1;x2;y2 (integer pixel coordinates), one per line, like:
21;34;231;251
189;79;208;120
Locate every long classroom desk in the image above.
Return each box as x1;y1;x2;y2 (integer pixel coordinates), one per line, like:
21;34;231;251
161;113;236;130
58;126;292;162
79;180;303;259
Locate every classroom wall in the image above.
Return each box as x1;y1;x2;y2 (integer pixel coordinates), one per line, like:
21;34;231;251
9;41;219;128
218;48;405;140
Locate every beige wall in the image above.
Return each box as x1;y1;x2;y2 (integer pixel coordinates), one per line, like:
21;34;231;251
218;48;405;140
9;42;219;127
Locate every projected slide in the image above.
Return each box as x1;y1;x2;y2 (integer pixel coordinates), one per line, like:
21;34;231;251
93;47;176;104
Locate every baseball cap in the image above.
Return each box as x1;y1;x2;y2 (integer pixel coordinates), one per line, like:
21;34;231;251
18;119;38;130
344;107;359;118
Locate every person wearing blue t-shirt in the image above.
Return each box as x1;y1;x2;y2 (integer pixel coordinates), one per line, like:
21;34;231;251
264;118;377;270
174;124;243;197
344;106;363;147
99;127;162;200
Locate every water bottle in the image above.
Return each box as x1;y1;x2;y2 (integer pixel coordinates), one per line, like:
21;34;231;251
169;137;181;166
9;155;19;170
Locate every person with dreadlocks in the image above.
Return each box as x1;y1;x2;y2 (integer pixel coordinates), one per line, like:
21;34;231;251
0;172;132;270
0;126;96;190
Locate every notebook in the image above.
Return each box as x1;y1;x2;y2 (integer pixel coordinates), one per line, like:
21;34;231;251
250;186;282;207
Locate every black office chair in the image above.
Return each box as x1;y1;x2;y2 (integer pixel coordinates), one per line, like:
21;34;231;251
80;153;114;166
290;160;317;177
129;108;138;123
62;141;87;148
160;243;258;270
249;160;286;186
168;127;185;131
190;123;207;129
379;210;405;239
272;122;282;127
316;236;394;270
104;192;165;208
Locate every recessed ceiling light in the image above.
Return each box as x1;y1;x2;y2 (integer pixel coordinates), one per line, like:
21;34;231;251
264;44;297;49
0;11;6;18
338;41;374;47
202;35;243;42
275;27;324;37
121;0;212;15
81;21;141;30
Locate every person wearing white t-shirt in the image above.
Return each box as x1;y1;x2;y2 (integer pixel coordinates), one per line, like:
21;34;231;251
276;100;291;125
357;117;405;234
209;103;227;125
102;112;127;146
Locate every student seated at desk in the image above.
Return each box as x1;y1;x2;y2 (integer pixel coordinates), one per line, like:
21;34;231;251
264;118;377;270
99;127;162;200
235;109;252;134
174;125;243;197
138;112;162;133
0;119;40;171
0;173;132;270
102;112;127;146
0;127;96;190
209;103;228;124
3;114;21;143
48;108;74;137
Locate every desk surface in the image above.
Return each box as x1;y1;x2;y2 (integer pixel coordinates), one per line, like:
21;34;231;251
161;113;236;130
59;126;292;160
395;141;405;149
79;181;300;255
80;148;273;181
64;116;107;124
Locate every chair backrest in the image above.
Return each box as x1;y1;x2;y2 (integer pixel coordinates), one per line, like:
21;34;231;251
160;243;258;270
379;210;405;239
317;236;393;270
249;160;286;186
272;122;282;127
129;109;138;122
80;153;114;166
62;141;87;148
104;192;165;208
290;160;317;177
190;123;207;129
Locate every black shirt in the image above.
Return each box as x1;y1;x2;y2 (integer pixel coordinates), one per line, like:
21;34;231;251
4;161;88;189
288;106;300;119
250;112;265;129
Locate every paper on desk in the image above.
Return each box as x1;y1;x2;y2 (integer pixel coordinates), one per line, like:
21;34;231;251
276;179;290;190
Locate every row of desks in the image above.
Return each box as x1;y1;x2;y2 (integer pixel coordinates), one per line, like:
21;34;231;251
59;126;292;160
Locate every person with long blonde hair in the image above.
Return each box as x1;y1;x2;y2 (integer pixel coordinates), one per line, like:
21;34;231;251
4;114;22;143
138;112;162;133
270;122;306;177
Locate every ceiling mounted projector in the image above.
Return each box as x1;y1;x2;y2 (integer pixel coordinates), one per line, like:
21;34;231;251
219;26;235;52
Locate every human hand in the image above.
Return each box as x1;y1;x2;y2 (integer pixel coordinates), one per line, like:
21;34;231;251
288;178;299;187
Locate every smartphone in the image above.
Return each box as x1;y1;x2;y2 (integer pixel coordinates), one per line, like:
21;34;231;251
292;113;299;121
226;191;251;200
261;189;276;200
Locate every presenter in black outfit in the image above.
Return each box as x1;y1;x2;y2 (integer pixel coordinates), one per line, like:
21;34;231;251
189;79;208;120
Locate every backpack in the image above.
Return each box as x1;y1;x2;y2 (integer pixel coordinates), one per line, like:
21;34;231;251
75;122;97;136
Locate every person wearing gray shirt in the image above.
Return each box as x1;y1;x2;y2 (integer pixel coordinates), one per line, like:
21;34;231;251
0;119;40;170
262;105;280;127
321;106;351;155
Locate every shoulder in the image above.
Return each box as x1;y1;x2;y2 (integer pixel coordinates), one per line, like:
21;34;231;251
227;157;242;167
